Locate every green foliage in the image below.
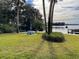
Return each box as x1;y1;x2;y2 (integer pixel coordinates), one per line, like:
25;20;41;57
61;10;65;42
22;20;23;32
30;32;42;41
0;24;16;33
21;5;43;31
0;0;43;32
32;20;44;31
42;32;65;42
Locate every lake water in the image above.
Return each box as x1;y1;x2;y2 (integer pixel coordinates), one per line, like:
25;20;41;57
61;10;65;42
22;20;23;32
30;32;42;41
54;19;79;24
53;19;79;34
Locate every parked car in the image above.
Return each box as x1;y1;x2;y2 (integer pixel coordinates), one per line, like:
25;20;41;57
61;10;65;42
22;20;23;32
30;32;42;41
27;30;35;35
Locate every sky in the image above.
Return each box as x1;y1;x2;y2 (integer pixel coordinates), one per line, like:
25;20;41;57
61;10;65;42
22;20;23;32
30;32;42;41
26;0;33;4
26;0;79;23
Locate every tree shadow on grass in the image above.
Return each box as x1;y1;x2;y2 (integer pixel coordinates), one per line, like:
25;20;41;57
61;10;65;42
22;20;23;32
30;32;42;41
14;40;45;59
47;42;57;59
58;44;78;59
27;40;45;59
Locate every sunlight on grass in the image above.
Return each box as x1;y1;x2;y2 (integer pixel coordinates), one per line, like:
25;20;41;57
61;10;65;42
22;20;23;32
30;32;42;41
0;33;79;59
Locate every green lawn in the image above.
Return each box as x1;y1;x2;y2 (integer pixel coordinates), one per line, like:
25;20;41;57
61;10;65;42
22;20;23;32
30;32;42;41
0;33;79;59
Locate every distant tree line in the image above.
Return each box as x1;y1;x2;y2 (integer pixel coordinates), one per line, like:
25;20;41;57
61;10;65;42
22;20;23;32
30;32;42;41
53;22;65;26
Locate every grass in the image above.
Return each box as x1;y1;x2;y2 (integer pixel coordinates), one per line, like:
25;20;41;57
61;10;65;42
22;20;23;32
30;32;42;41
0;33;79;59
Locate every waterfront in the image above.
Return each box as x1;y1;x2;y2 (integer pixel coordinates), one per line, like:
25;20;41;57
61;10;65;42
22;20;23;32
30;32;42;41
53;19;79;34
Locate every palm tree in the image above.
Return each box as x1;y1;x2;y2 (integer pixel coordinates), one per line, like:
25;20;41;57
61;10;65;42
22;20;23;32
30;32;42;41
42;0;47;32
16;0;26;33
48;0;57;34
11;0;25;33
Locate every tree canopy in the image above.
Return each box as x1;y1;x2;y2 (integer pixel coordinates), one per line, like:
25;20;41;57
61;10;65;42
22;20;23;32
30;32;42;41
0;0;43;33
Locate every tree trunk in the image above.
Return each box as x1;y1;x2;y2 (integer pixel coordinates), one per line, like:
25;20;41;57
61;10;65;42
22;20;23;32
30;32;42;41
42;0;47;33
16;0;20;33
50;1;55;33
48;0;55;34
48;0;53;34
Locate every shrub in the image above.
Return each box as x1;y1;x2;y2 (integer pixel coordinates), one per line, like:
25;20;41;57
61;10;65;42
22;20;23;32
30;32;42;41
0;24;16;33
42;32;65;42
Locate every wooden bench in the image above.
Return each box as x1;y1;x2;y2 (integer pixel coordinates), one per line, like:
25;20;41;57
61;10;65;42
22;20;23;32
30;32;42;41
68;29;79;34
